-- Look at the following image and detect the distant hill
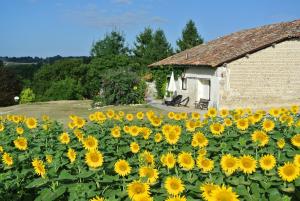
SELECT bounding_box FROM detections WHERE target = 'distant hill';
[0,55,91,65]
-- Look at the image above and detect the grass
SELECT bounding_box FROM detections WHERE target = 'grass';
[0,100,164,125]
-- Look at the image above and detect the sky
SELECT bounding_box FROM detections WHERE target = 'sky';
[0,0,299,57]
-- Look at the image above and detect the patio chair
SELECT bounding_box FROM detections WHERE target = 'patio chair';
[165,95,182,106]
[179,97,190,107]
[195,98,209,110]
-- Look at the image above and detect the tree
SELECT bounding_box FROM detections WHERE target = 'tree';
[0,60,3,68]
[90,31,130,57]
[0,68,22,106]
[176,20,203,52]
[149,29,173,61]
[133,27,154,64]
[20,88,35,104]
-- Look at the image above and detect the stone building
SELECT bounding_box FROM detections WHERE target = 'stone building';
[150,19,300,109]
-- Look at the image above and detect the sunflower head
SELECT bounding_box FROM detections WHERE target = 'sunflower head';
[178,152,194,170]
[210,185,239,201]
[236,118,249,131]
[67,148,76,163]
[14,137,28,151]
[210,123,225,135]
[139,166,159,184]
[251,130,269,147]
[85,150,104,169]
[26,117,37,129]
[291,134,300,148]
[239,155,256,174]
[262,119,275,132]
[200,183,218,201]
[32,159,46,178]
[2,152,13,166]
[278,162,299,182]
[164,176,185,196]
[83,135,98,150]
[221,154,239,175]
[259,154,276,171]
[114,159,131,177]
[90,195,105,201]
[277,138,285,149]
[196,156,214,173]
[127,180,150,200]
[59,132,70,144]
[130,142,140,153]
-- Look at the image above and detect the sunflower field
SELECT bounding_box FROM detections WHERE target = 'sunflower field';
[0,106,300,201]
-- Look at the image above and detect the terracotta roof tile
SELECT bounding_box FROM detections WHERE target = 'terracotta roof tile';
[149,19,300,67]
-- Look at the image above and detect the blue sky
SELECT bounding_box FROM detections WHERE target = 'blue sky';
[0,0,299,57]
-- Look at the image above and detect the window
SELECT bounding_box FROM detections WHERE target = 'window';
[182,78,187,90]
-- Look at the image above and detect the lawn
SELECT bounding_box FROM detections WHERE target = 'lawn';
[0,100,164,125]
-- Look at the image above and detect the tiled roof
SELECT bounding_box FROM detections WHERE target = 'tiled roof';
[149,19,300,67]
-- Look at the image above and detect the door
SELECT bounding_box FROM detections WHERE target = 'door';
[197,79,210,101]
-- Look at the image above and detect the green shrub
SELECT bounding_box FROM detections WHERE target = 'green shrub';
[43,78,84,101]
[20,88,35,104]
[97,68,146,106]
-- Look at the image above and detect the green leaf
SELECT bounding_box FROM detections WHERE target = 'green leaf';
[26,178,49,188]
[58,170,76,180]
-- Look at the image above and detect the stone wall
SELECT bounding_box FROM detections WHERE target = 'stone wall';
[219,39,300,109]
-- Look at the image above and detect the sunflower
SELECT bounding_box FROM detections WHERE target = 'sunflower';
[14,137,28,151]
[154,133,163,143]
[252,113,263,123]
[269,108,281,117]
[210,185,239,201]
[140,151,155,166]
[200,183,218,201]
[67,148,76,163]
[164,130,180,145]
[0,146,3,153]
[192,132,208,148]
[178,152,194,170]
[130,126,140,136]
[164,176,185,196]
[126,113,134,121]
[198,149,207,156]
[161,152,176,169]
[259,154,276,170]
[74,117,85,128]
[207,108,217,118]
[277,138,285,149]
[165,195,187,201]
[111,126,121,138]
[140,127,151,140]
[236,118,249,131]
[83,135,98,150]
[210,123,225,136]
[26,117,37,129]
[127,180,150,200]
[291,134,300,148]
[262,119,275,132]
[59,132,70,144]
[85,150,104,168]
[16,127,24,135]
[150,117,162,127]
[294,154,300,167]
[239,155,256,174]
[133,194,153,201]
[220,109,229,118]
[278,162,299,182]
[186,120,196,132]
[32,159,46,178]
[0,124,4,132]
[168,112,175,119]
[114,159,131,177]
[136,112,144,120]
[221,154,239,175]
[2,152,13,166]
[90,196,105,201]
[106,110,115,118]
[251,130,269,147]
[196,156,214,173]
[191,112,201,120]
[224,118,232,127]
[291,105,299,114]
[130,142,140,153]
[139,166,159,184]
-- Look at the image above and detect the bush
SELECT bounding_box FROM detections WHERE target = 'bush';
[43,78,84,101]
[0,67,22,106]
[20,88,35,104]
[97,68,146,106]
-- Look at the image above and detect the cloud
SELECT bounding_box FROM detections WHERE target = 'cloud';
[64,5,167,29]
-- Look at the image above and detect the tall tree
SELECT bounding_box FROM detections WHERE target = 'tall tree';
[176,20,203,52]
[0,60,3,68]
[91,31,130,57]
[149,29,173,62]
[133,27,153,64]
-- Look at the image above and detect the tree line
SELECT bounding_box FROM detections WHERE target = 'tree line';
[0,20,203,106]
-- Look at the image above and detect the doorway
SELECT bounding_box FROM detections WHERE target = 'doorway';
[196,79,211,101]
